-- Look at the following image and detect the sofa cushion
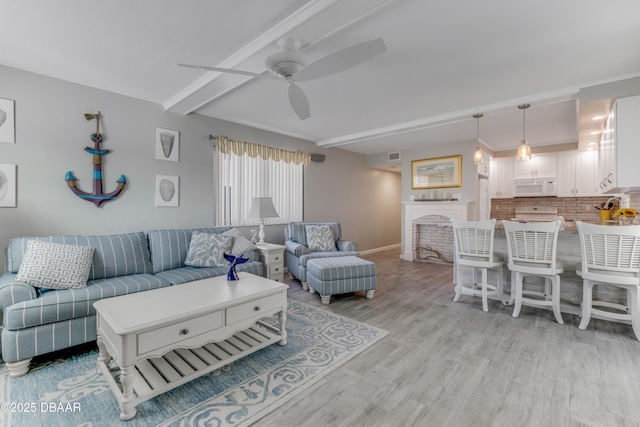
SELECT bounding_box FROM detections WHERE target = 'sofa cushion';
[3,273,171,330]
[184,232,232,268]
[7,232,153,280]
[1,315,98,364]
[222,229,257,257]
[307,256,376,280]
[148,227,232,273]
[154,261,264,285]
[298,250,361,267]
[305,224,337,252]
[16,241,95,289]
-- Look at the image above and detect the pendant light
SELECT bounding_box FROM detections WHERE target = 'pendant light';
[516,103,532,160]
[472,113,484,164]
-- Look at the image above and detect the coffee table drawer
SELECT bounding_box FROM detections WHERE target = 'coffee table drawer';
[138,310,224,355]
[226,294,282,325]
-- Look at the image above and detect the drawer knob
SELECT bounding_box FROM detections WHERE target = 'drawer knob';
[254,306,261,312]
[179,328,189,335]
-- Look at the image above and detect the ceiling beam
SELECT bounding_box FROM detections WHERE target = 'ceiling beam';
[163,0,393,116]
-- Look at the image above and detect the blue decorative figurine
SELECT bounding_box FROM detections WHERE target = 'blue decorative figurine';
[224,253,248,281]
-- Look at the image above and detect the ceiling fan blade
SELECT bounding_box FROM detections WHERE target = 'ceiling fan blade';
[288,83,310,120]
[178,63,280,81]
[294,38,386,82]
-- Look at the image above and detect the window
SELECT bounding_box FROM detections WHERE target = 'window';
[214,137,308,227]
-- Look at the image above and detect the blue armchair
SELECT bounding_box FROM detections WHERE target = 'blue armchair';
[284,222,359,290]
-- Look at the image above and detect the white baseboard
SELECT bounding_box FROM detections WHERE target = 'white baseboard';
[360,243,401,256]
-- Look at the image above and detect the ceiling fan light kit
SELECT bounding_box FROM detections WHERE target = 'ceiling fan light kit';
[516,104,532,160]
[179,37,386,120]
[472,113,484,165]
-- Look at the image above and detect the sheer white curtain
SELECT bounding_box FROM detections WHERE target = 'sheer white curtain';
[214,137,307,226]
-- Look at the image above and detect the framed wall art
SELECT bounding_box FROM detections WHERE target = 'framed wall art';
[0,163,16,207]
[0,98,15,144]
[411,155,462,190]
[155,175,179,207]
[155,127,179,161]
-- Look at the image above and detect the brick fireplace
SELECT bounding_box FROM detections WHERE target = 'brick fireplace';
[413,215,454,264]
[402,201,473,261]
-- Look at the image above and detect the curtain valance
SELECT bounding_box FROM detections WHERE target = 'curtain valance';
[215,136,310,166]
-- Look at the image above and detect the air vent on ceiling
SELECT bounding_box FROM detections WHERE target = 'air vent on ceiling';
[388,151,401,161]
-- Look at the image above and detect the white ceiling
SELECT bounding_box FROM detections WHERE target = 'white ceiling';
[2,0,640,160]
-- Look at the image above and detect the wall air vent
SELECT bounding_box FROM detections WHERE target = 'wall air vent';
[310,153,326,163]
[388,151,401,161]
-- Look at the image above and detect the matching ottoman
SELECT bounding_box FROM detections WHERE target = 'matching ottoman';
[306,256,377,305]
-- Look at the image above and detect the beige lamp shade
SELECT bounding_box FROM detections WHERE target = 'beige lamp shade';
[247,197,279,245]
[247,197,279,219]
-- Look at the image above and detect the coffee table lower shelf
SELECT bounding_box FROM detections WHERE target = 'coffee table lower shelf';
[98,321,280,417]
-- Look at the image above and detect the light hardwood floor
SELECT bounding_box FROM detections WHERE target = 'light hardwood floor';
[257,248,640,427]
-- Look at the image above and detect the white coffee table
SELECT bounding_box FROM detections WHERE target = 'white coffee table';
[94,273,288,420]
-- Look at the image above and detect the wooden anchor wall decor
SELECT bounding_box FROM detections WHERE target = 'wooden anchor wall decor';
[65,112,127,207]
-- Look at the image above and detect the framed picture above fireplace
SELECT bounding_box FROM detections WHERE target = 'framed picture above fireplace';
[411,155,462,190]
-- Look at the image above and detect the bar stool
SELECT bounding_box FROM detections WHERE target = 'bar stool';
[576,221,640,339]
[502,219,564,324]
[451,219,505,312]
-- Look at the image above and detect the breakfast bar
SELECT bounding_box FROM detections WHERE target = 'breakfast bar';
[471,221,630,318]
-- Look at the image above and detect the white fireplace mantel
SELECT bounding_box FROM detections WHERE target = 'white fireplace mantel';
[402,201,473,261]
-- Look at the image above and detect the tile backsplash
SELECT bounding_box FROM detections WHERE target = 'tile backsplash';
[490,195,640,221]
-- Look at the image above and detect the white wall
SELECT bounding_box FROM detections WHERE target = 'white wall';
[0,65,401,272]
[304,148,401,251]
[367,140,480,258]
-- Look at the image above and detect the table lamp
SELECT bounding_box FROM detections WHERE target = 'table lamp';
[247,197,279,245]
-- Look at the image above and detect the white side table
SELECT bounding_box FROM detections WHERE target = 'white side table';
[255,243,285,282]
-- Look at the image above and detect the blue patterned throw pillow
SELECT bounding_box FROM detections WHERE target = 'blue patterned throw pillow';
[305,224,337,252]
[222,228,257,257]
[16,241,95,289]
[184,232,232,267]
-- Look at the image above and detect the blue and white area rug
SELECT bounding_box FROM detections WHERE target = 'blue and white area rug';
[1,299,387,426]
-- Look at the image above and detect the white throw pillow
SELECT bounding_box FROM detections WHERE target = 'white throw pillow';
[223,229,256,257]
[184,232,232,267]
[16,241,95,289]
[305,224,337,252]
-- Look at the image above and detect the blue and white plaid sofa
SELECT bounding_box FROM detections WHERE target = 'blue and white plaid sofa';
[0,227,263,376]
[284,222,360,290]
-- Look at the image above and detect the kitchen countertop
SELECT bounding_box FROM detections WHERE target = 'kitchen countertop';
[494,219,638,233]
[483,227,627,317]
[454,218,640,320]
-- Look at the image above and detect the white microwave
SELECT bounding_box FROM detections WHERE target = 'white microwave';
[513,177,557,197]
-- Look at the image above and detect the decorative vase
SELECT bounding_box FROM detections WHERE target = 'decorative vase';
[619,217,634,226]
[599,209,612,221]
[224,253,248,281]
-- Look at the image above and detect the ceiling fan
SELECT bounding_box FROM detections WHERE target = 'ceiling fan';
[179,37,386,120]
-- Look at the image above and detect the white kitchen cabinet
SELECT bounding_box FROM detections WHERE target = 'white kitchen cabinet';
[598,95,640,194]
[596,110,615,193]
[513,154,557,178]
[489,157,514,198]
[557,150,597,197]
